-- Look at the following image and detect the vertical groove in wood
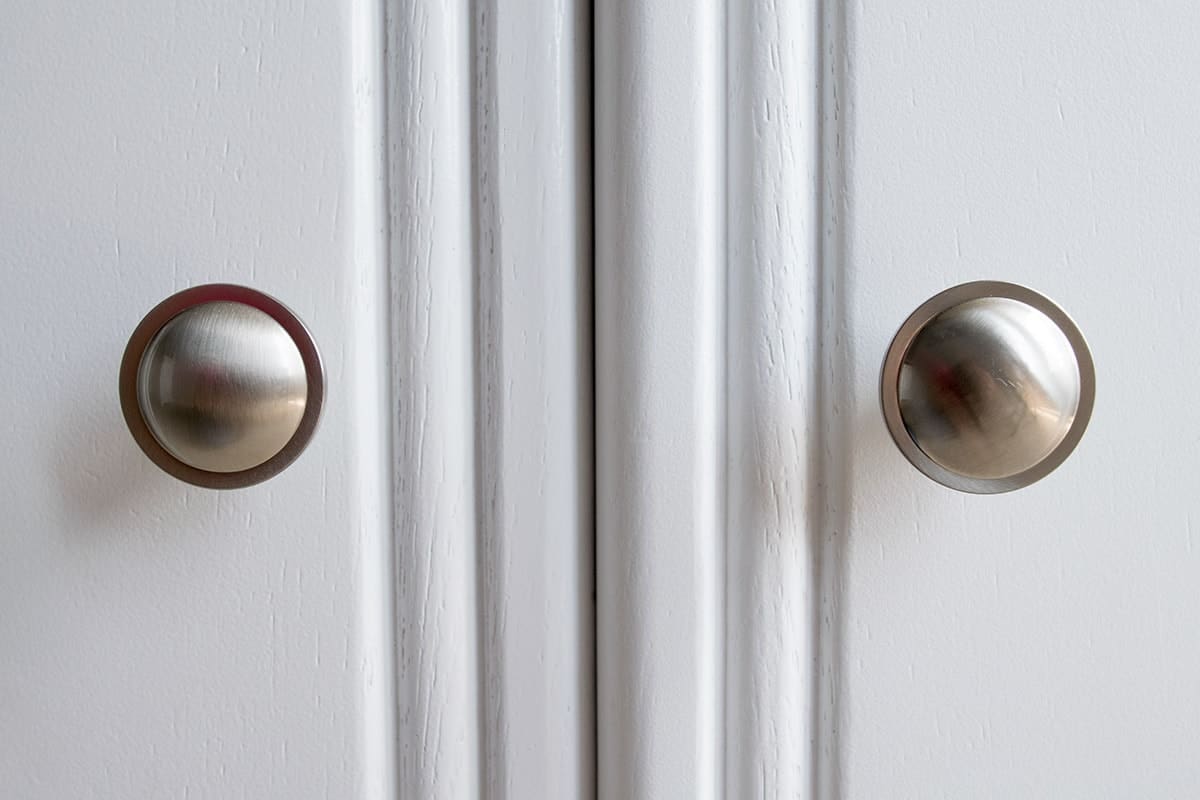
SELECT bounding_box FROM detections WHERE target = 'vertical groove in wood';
[352,1,399,798]
[724,0,822,797]
[387,0,482,797]
[472,1,505,794]
[595,0,725,797]
[815,0,851,796]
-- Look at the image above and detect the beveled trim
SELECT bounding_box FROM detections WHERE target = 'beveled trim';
[119,284,325,489]
[880,280,1096,494]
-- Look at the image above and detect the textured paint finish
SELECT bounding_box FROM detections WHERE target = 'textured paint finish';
[726,1,822,798]
[387,0,481,796]
[473,0,595,797]
[0,2,395,798]
[596,0,827,795]
[596,0,829,796]
[830,1,1200,795]
[388,0,593,797]
[595,0,725,797]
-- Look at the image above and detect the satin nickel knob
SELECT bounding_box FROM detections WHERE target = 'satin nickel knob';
[120,285,324,489]
[881,281,1094,494]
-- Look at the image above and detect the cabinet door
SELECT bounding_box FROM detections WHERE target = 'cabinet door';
[597,0,1200,797]
[832,2,1200,795]
[0,2,592,798]
[0,4,395,797]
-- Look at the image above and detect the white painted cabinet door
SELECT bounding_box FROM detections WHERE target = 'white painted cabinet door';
[597,0,1200,798]
[829,2,1200,796]
[1,1,592,798]
[0,3,395,797]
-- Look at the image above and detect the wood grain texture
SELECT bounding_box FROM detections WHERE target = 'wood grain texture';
[833,1,1200,795]
[595,0,725,796]
[388,0,592,797]
[725,0,823,797]
[473,0,594,797]
[388,0,481,796]
[0,2,394,797]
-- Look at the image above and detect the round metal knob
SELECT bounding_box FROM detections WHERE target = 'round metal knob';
[881,281,1094,494]
[120,285,324,489]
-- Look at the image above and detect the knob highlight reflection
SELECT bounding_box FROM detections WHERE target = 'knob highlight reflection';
[137,302,308,474]
[120,285,324,489]
[881,282,1094,494]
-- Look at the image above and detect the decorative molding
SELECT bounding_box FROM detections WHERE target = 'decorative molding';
[597,0,827,796]
[387,0,480,795]
[726,0,824,796]
[387,0,592,796]
[472,0,594,796]
[595,0,727,797]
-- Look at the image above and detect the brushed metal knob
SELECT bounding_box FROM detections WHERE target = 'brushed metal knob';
[881,281,1095,494]
[120,285,324,489]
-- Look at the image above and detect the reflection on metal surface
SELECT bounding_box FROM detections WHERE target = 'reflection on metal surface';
[881,281,1094,494]
[137,302,307,473]
[120,285,324,489]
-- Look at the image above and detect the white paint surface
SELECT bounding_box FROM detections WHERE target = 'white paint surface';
[595,0,725,797]
[387,0,481,795]
[596,1,1200,797]
[595,1,826,796]
[472,0,595,796]
[10,0,1187,796]
[726,1,822,797]
[0,2,394,798]
[1,0,593,797]
[389,0,594,797]
[828,1,1200,795]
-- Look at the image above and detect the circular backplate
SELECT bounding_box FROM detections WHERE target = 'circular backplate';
[119,284,324,489]
[880,281,1095,494]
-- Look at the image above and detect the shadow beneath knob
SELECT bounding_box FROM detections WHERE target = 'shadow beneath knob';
[52,372,190,534]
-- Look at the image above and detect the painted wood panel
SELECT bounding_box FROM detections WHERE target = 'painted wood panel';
[388,0,592,797]
[0,2,395,797]
[595,0,726,796]
[388,0,481,795]
[831,1,1200,795]
[1,0,590,796]
[473,0,594,797]
[726,1,823,797]
[595,0,834,796]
